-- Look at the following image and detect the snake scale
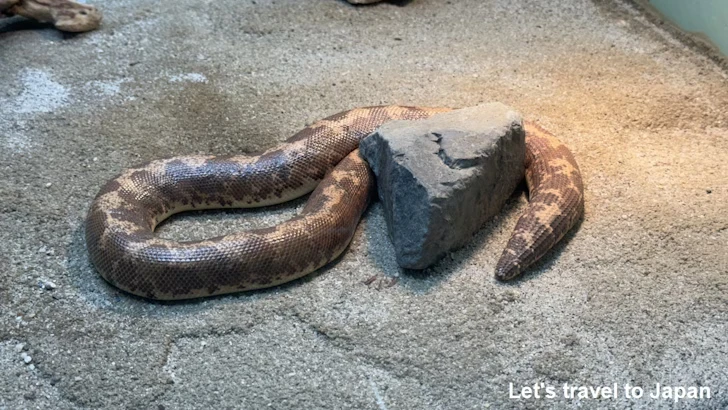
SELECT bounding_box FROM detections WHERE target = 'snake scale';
[86,106,584,300]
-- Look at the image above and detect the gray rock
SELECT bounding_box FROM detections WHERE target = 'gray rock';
[360,103,525,269]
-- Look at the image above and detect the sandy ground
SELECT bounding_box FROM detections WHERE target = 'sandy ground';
[1,0,727,409]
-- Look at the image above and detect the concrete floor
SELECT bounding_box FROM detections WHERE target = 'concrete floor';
[1,0,727,409]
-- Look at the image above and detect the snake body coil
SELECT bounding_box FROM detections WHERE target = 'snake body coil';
[86,106,584,300]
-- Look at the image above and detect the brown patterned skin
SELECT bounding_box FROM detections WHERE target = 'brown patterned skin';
[86,106,583,300]
[1,0,101,32]
[495,122,585,280]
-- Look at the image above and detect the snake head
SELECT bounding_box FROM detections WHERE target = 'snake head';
[52,2,102,32]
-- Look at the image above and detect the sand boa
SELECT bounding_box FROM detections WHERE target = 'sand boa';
[0,0,101,32]
[86,106,584,300]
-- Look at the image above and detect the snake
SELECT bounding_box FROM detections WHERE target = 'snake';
[85,106,584,300]
[0,0,101,33]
